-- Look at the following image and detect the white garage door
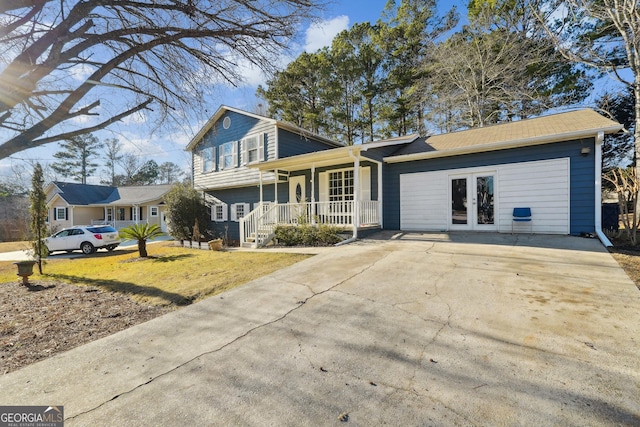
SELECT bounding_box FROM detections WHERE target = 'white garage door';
[400,158,570,234]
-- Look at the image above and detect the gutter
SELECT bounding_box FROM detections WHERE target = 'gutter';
[593,131,613,247]
[384,126,624,163]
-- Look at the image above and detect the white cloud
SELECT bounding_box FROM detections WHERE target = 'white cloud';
[69,63,94,81]
[304,16,349,53]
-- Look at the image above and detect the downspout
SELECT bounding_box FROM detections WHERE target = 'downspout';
[336,149,360,246]
[594,131,613,247]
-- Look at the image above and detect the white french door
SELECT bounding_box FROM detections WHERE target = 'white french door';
[450,172,496,230]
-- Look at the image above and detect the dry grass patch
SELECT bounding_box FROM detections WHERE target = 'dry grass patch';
[0,241,32,253]
[609,250,640,291]
[0,242,311,305]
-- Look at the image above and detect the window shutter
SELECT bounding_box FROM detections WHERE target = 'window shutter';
[54,209,57,220]
[360,167,371,201]
[139,206,143,220]
[65,208,68,221]
[258,133,265,161]
[221,203,228,221]
[230,204,238,222]
[240,138,247,165]
[243,203,251,216]
[198,150,204,172]
[212,146,217,171]
[233,141,239,168]
[318,172,329,202]
[211,205,215,221]
[219,147,224,171]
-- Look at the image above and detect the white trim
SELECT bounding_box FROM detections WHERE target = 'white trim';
[55,207,67,221]
[230,202,250,222]
[594,132,612,246]
[212,202,228,222]
[150,206,159,217]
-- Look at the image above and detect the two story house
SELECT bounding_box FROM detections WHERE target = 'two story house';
[188,106,623,248]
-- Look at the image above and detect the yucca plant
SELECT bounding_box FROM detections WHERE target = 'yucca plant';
[119,223,165,257]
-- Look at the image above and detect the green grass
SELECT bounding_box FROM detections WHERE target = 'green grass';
[0,242,311,306]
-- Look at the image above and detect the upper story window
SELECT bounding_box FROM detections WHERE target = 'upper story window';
[241,133,265,165]
[202,147,215,172]
[220,141,237,170]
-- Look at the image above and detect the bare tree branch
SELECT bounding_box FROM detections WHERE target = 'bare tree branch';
[0,0,323,158]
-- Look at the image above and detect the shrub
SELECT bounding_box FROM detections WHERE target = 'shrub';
[274,224,343,246]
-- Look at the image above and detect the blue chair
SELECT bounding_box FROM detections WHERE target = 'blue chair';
[512,207,532,234]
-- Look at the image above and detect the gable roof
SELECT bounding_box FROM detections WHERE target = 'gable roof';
[185,105,342,151]
[49,182,117,205]
[386,109,623,162]
[96,185,173,205]
[49,181,171,206]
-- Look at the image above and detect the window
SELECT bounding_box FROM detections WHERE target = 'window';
[132,207,139,222]
[212,202,228,222]
[242,134,264,164]
[106,208,113,221]
[150,206,159,217]
[223,116,231,129]
[117,208,125,221]
[329,170,354,202]
[201,147,215,172]
[219,141,237,170]
[231,203,251,222]
[55,207,67,221]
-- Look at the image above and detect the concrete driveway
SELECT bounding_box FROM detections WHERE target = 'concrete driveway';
[1,233,638,425]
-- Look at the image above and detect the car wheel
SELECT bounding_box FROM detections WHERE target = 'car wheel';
[80,242,95,255]
[107,245,116,252]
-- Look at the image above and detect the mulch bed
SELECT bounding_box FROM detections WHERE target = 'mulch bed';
[0,279,173,374]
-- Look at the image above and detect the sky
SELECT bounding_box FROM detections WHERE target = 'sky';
[2,0,417,185]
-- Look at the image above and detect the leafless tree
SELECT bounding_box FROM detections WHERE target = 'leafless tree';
[540,0,640,174]
[0,0,322,159]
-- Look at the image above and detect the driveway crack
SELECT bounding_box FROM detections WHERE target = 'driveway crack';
[67,250,392,422]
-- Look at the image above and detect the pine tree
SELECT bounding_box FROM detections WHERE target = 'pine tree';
[30,163,48,274]
[51,134,103,184]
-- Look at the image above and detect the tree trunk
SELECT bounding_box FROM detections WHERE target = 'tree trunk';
[138,239,147,257]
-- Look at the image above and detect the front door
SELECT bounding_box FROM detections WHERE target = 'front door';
[450,173,496,230]
[289,175,306,203]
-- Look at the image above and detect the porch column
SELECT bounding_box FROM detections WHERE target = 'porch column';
[350,150,360,228]
[311,163,316,225]
[378,160,383,226]
[274,169,278,204]
[259,170,264,207]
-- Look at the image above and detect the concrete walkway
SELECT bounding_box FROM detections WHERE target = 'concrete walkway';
[1,233,638,426]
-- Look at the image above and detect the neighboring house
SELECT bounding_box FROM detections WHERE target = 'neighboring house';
[188,107,622,247]
[45,182,172,232]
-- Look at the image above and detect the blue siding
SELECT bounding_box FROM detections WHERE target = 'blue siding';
[206,184,288,242]
[199,111,264,153]
[384,138,596,235]
[278,129,337,158]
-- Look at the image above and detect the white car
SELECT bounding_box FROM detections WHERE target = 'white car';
[45,225,120,255]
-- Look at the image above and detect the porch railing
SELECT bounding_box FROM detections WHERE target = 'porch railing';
[240,201,380,248]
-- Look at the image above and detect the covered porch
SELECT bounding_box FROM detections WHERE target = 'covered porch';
[240,146,384,248]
